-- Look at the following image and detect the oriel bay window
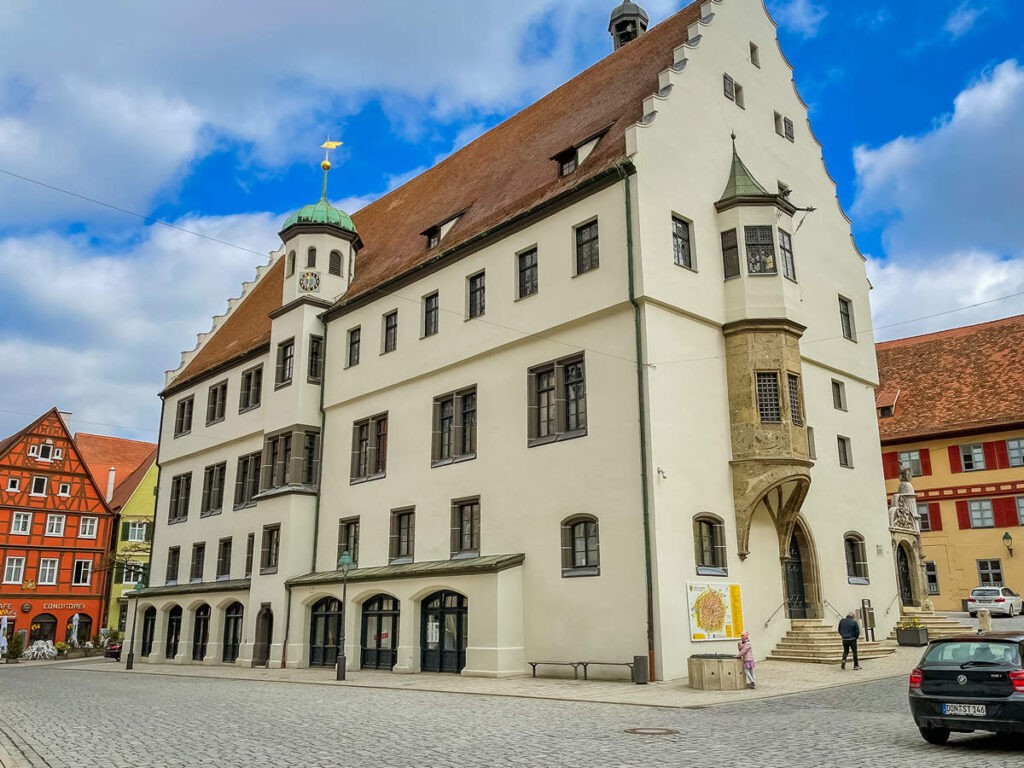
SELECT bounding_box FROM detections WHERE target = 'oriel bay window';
[432,386,477,465]
[693,515,727,576]
[351,413,388,482]
[756,372,781,423]
[200,462,227,517]
[169,473,191,523]
[337,516,359,566]
[389,509,415,564]
[844,533,869,584]
[528,354,587,446]
[450,498,480,559]
[276,338,295,387]
[261,428,320,490]
[308,335,324,383]
[561,515,599,577]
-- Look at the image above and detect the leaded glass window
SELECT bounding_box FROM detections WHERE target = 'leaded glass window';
[536,370,556,438]
[468,272,485,318]
[745,226,776,274]
[756,372,781,423]
[518,249,538,298]
[383,311,398,353]
[572,520,599,567]
[780,229,796,280]
[424,292,439,337]
[672,216,693,269]
[721,229,739,278]
[575,221,599,274]
[565,362,587,431]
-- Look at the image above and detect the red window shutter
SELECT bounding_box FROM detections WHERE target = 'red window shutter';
[993,441,1010,470]
[983,442,1000,471]
[882,452,900,479]
[956,500,970,529]
[919,449,932,476]
[928,502,942,531]
[948,445,963,474]
[993,497,1017,527]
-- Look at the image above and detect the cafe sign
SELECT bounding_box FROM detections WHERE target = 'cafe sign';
[42,602,86,610]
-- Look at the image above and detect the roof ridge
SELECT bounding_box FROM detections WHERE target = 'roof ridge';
[877,312,1024,349]
[74,432,157,448]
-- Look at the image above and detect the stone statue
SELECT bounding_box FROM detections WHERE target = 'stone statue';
[889,465,920,533]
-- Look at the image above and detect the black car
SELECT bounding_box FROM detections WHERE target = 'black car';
[104,642,123,662]
[909,632,1024,744]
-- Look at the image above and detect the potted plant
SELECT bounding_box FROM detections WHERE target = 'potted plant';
[6,634,23,664]
[55,641,69,657]
[896,618,929,646]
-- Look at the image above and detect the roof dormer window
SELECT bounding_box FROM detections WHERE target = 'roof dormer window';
[426,227,441,249]
[423,213,464,251]
[556,149,578,177]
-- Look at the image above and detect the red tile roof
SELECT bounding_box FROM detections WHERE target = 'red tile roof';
[75,433,157,507]
[875,314,1024,443]
[107,446,157,512]
[165,2,703,391]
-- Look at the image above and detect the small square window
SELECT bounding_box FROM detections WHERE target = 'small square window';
[27,445,38,457]
[784,118,795,142]
[58,482,70,496]
[556,149,577,177]
[6,478,20,493]
[46,514,66,536]
[31,476,47,496]
[53,448,63,460]
[10,512,31,535]
[78,517,98,539]
[960,443,986,472]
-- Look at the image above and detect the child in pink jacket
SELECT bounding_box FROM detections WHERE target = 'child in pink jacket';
[736,631,756,688]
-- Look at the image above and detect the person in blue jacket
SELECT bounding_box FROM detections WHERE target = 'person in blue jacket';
[838,611,862,670]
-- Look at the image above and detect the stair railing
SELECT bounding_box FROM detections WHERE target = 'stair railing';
[885,593,901,615]
[823,599,843,619]
[763,602,786,629]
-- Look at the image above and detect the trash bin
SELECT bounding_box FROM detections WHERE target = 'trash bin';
[633,655,649,685]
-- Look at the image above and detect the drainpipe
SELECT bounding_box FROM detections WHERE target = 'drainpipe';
[616,160,656,681]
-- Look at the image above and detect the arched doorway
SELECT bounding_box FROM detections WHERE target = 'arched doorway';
[166,606,182,659]
[192,605,210,661]
[421,591,468,673]
[309,597,342,668]
[897,545,913,606]
[140,607,156,657]
[222,603,243,663]
[65,614,92,645]
[361,594,399,670]
[782,521,822,619]
[252,605,273,667]
[30,613,57,643]
[784,535,807,619]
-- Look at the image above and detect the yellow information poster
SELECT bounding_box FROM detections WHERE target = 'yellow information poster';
[687,582,744,642]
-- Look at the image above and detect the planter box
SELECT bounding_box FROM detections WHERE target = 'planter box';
[687,654,746,691]
[896,627,929,646]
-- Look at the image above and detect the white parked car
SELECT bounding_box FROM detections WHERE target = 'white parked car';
[967,586,1023,617]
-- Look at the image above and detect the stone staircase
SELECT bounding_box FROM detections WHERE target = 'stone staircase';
[768,619,896,664]
[886,607,973,641]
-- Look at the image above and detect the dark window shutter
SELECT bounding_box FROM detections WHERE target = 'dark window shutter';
[948,445,962,474]
[560,523,572,570]
[955,500,970,529]
[450,506,459,558]
[114,563,124,583]
[121,521,130,540]
[993,497,1018,527]
[919,449,932,476]
[928,502,942,532]
[994,441,1010,470]
[983,442,1000,472]
[882,452,900,479]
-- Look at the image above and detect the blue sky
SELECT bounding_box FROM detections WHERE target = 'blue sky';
[0,0,1022,441]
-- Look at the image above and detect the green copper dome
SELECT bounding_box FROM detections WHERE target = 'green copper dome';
[281,196,357,234]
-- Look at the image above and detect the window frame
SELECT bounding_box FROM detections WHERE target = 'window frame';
[337,516,360,567]
[1006,437,1024,467]
[200,462,227,517]
[671,215,695,271]
[350,413,388,483]
[58,482,70,497]
[347,326,361,368]
[189,543,205,583]
[831,379,847,411]
[432,386,478,467]
[6,477,20,493]
[78,516,98,539]
[924,561,940,595]
[174,396,194,437]
[127,521,147,542]
[787,372,803,427]
[329,250,343,277]
[45,513,66,537]
[10,511,31,535]
[960,443,986,472]
[37,557,58,586]
[968,499,995,529]
[844,533,869,584]
[527,354,587,447]
[3,556,25,585]
[238,365,263,413]
[423,292,440,337]
[244,533,255,578]
[721,229,740,279]
[516,247,539,299]
[389,508,415,565]
[450,497,481,559]
[749,41,760,67]
[260,525,281,574]
[899,450,923,477]
[573,219,599,275]
[467,271,486,319]
[275,338,295,388]
[784,117,795,142]
[205,379,228,425]
[977,559,1003,587]
[216,538,232,581]
[234,451,262,509]
[561,515,600,577]
[755,371,782,423]
[168,472,192,523]
[837,436,854,468]
[779,229,796,281]
[838,296,856,341]
[382,310,398,354]
[31,476,48,497]
[723,73,736,100]
[165,546,180,584]
[917,502,932,533]
[72,559,93,586]
[693,514,727,576]
[307,335,324,384]
[744,225,777,275]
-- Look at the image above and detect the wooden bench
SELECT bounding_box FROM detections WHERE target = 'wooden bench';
[528,661,582,679]
[578,660,636,681]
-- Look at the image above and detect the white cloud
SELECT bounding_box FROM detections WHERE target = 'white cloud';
[768,0,828,38]
[944,2,984,39]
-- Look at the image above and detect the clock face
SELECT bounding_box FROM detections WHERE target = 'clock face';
[298,271,321,293]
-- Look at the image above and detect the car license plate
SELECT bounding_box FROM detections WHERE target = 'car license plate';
[943,703,986,716]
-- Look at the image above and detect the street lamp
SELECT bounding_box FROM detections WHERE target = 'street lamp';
[125,581,143,671]
[1003,532,1014,557]
[336,550,353,681]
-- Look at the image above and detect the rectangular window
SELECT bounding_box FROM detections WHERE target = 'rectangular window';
[264,433,292,489]
[1017,496,1024,525]
[166,546,180,584]
[528,355,587,445]
[276,339,295,386]
[347,327,361,367]
[427,228,440,249]
[38,444,53,461]
[190,543,205,583]
[787,373,803,426]
[557,150,577,177]
[123,561,144,585]
[518,248,538,298]
[451,499,481,558]
[245,533,255,578]
[784,117,795,142]
[3,556,25,584]
[839,296,856,341]
[31,476,47,496]
[338,516,360,567]
[899,450,923,477]
[960,443,986,472]
[302,432,319,485]
[838,436,853,468]
[1007,438,1024,467]
[10,512,31,534]
[351,414,388,481]
[917,502,932,532]
[756,372,781,423]
[832,380,847,411]
[206,380,228,425]
[432,387,478,464]
[216,538,232,580]
[45,514,65,536]
[27,445,37,457]
[239,365,263,412]
[58,482,70,496]
[6,478,19,492]
[383,311,398,353]
[672,216,694,269]
[127,521,147,542]
[389,509,415,563]
[721,229,740,278]
[977,559,1003,586]
[750,42,760,67]
[779,230,796,281]
[38,558,58,586]
[423,293,439,337]
[776,112,785,136]
[169,473,191,523]
[744,226,776,274]
[924,562,939,594]
[308,335,324,383]
[78,516,98,539]
[467,272,486,318]
[723,73,735,100]
[734,82,745,109]
[807,426,816,459]
[72,559,92,586]
[260,525,280,573]
[201,462,227,516]
[234,451,262,508]
[968,499,995,528]
[575,220,599,274]
[174,396,194,436]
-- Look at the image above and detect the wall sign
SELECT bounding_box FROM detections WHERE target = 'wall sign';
[42,602,86,610]
[687,582,744,642]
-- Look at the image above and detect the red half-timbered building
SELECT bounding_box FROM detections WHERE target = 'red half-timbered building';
[1,409,114,646]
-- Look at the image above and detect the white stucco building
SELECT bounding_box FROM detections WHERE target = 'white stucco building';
[131,0,899,681]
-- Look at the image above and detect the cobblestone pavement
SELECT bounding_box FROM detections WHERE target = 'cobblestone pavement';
[1,662,1021,768]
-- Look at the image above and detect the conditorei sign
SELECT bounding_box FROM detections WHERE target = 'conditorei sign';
[687,582,744,642]
[42,603,87,610]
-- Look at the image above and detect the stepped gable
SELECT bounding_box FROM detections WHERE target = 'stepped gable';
[338,0,705,305]
[875,314,1024,443]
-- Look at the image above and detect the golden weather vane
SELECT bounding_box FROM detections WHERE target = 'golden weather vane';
[319,135,343,198]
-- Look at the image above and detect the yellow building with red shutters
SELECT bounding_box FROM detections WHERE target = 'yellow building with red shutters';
[877,316,1024,612]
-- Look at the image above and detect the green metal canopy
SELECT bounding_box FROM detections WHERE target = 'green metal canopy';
[281,196,357,234]
[718,146,770,201]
